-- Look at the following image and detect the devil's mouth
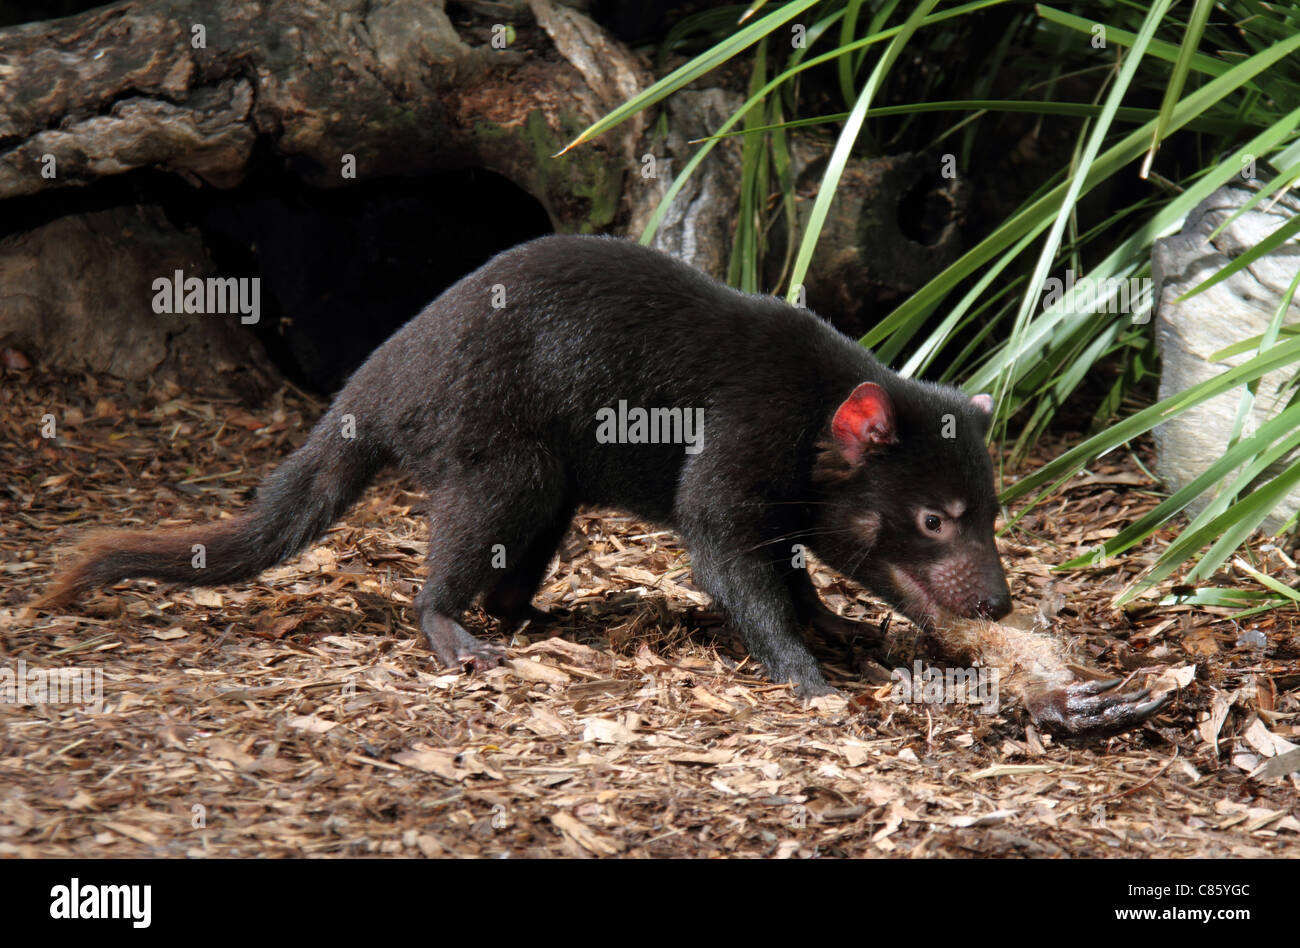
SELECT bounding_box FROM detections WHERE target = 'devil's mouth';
[886,565,959,631]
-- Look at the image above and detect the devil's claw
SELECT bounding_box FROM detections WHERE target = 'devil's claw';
[809,610,880,644]
[423,614,507,672]
[1024,678,1172,739]
[456,641,507,670]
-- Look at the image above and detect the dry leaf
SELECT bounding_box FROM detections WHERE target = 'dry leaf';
[101,822,159,846]
[507,658,571,685]
[149,626,189,640]
[550,811,625,855]
[191,589,224,607]
[393,746,464,781]
[286,714,336,734]
[581,717,636,744]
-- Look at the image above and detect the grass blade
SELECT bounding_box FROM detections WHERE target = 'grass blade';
[786,0,942,303]
[556,0,822,155]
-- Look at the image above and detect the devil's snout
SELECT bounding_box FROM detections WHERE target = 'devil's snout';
[915,548,1011,621]
[976,589,1011,620]
[974,556,1012,619]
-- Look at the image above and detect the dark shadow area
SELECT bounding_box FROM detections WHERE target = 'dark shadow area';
[188,162,553,393]
[0,157,553,394]
[0,0,104,27]
[897,172,957,247]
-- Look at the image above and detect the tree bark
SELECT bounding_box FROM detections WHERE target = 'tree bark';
[0,0,650,233]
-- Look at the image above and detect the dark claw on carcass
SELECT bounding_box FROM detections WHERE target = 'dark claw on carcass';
[1071,677,1121,695]
[1024,677,1172,739]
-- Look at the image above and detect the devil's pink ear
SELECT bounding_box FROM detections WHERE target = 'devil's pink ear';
[971,393,993,415]
[831,381,897,464]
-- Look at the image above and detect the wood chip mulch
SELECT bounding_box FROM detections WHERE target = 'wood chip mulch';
[2,368,1297,857]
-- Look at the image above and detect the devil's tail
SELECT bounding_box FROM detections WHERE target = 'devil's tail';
[33,405,391,610]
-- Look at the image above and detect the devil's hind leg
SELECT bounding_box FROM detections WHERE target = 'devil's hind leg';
[481,508,574,632]
[413,457,566,670]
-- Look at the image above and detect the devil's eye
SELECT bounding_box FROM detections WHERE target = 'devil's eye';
[924,514,942,533]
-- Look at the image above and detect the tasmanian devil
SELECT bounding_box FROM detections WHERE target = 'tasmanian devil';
[35,235,1162,732]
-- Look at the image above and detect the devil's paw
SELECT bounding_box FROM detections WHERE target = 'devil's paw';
[1023,677,1171,739]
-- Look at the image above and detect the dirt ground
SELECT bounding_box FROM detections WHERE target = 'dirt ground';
[2,369,1298,858]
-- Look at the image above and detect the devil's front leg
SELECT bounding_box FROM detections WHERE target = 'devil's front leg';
[682,533,832,698]
[674,424,833,697]
[787,567,881,644]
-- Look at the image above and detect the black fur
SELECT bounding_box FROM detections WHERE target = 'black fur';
[41,235,1011,696]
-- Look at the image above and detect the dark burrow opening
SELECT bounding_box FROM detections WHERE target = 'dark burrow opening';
[172,162,554,393]
[1,158,554,394]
